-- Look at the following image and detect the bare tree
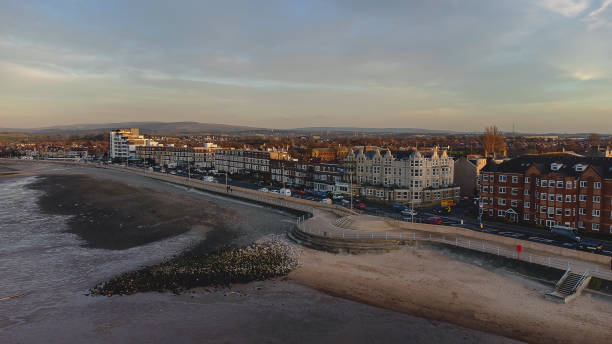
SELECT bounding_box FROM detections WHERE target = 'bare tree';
[480,126,506,158]
[588,133,600,149]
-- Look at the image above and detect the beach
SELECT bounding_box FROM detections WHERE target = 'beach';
[2,160,610,343]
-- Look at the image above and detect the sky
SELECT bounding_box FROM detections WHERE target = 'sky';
[1,0,612,133]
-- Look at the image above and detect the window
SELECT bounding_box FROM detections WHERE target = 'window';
[524,202,530,208]
[525,177,530,183]
[549,194,555,201]
[499,187,506,194]
[566,181,572,189]
[541,180,547,187]
[499,175,507,182]
[548,180,554,187]
[482,174,489,182]
[541,193,547,200]
[580,181,587,188]
[578,221,584,228]
[565,209,571,216]
[565,195,571,202]
[557,181,563,188]
[556,208,562,216]
[556,194,563,202]
[593,209,600,217]
[498,210,505,217]
[498,198,506,205]
[482,186,488,193]
[594,196,600,203]
[594,182,601,189]
[592,223,599,231]
[511,188,518,195]
[511,200,518,207]
[540,206,547,214]
[524,189,530,195]
[524,214,530,221]
[579,208,585,215]
[579,194,586,202]
[489,209,494,216]
[512,176,518,183]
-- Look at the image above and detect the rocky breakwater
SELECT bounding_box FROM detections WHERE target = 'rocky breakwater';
[90,239,300,296]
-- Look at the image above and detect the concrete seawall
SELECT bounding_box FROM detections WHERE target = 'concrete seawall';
[387,219,612,267]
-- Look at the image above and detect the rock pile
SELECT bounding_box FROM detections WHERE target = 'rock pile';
[90,239,299,296]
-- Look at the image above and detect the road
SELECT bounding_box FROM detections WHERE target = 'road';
[358,199,612,258]
[81,163,612,259]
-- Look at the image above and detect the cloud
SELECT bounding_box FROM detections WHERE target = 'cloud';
[585,0,612,29]
[539,0,590,16]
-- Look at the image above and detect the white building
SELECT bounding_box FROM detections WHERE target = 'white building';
[344,146,459,205]
[109,128,158,159]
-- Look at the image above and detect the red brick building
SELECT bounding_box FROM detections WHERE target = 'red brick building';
[480,156,612,235]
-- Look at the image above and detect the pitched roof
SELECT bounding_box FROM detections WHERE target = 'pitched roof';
[482,155,612,178]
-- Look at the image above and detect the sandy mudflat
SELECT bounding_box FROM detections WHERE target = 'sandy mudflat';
[290,246,612,344]
[27,174,228,249]
[1,281,521,344]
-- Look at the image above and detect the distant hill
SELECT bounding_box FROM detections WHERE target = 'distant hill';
[0,122,265,135]
[292,127,467,134]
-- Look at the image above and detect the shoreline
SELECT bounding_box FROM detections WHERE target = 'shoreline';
[2,160,610,343]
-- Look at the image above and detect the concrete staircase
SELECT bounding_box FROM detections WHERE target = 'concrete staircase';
[287,226,404,254]
[545,269,591,303]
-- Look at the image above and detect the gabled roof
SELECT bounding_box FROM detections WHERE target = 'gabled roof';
[482,155,612,178]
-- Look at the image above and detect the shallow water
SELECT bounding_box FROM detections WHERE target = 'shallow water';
[0,175,292,331]
[0,177,208,329]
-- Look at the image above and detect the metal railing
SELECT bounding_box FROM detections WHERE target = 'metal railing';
[296,218,612,282]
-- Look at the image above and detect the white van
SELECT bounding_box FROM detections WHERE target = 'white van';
[279,188,291,197]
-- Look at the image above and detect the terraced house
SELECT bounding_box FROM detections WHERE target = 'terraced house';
[480,155,612,235]
[344,146,459,205]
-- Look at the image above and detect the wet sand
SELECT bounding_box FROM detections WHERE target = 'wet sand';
[27,174,226,249]
[1,280,520,344]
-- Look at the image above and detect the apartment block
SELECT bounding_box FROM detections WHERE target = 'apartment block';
[344,146,459,205]
[135,145,217,168]
[109,128,159,159]
[480,156,612,234]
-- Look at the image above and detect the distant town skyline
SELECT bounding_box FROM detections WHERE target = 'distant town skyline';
[1,1,612,132]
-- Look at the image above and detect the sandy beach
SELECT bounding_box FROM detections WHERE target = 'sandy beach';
[290,246,612,344]
[2,160,610,343]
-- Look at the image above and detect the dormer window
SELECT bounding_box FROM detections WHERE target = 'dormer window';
[574,164,586,172]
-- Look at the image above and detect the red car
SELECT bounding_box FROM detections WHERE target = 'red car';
[356,202,366,210]
[424,216,443,225]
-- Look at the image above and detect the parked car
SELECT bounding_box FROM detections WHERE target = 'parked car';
[401,209,418,217]
[320,198,332,204]
[424,216,443,225]
[258,187,269,192]
[355,202,366,211]
[270,189,280,194]
[279,188,291,196]
[551,226,603,251]
[393,203,407,212]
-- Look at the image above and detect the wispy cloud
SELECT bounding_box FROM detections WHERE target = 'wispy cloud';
[539,0,590,17]
[586,0,612,29]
